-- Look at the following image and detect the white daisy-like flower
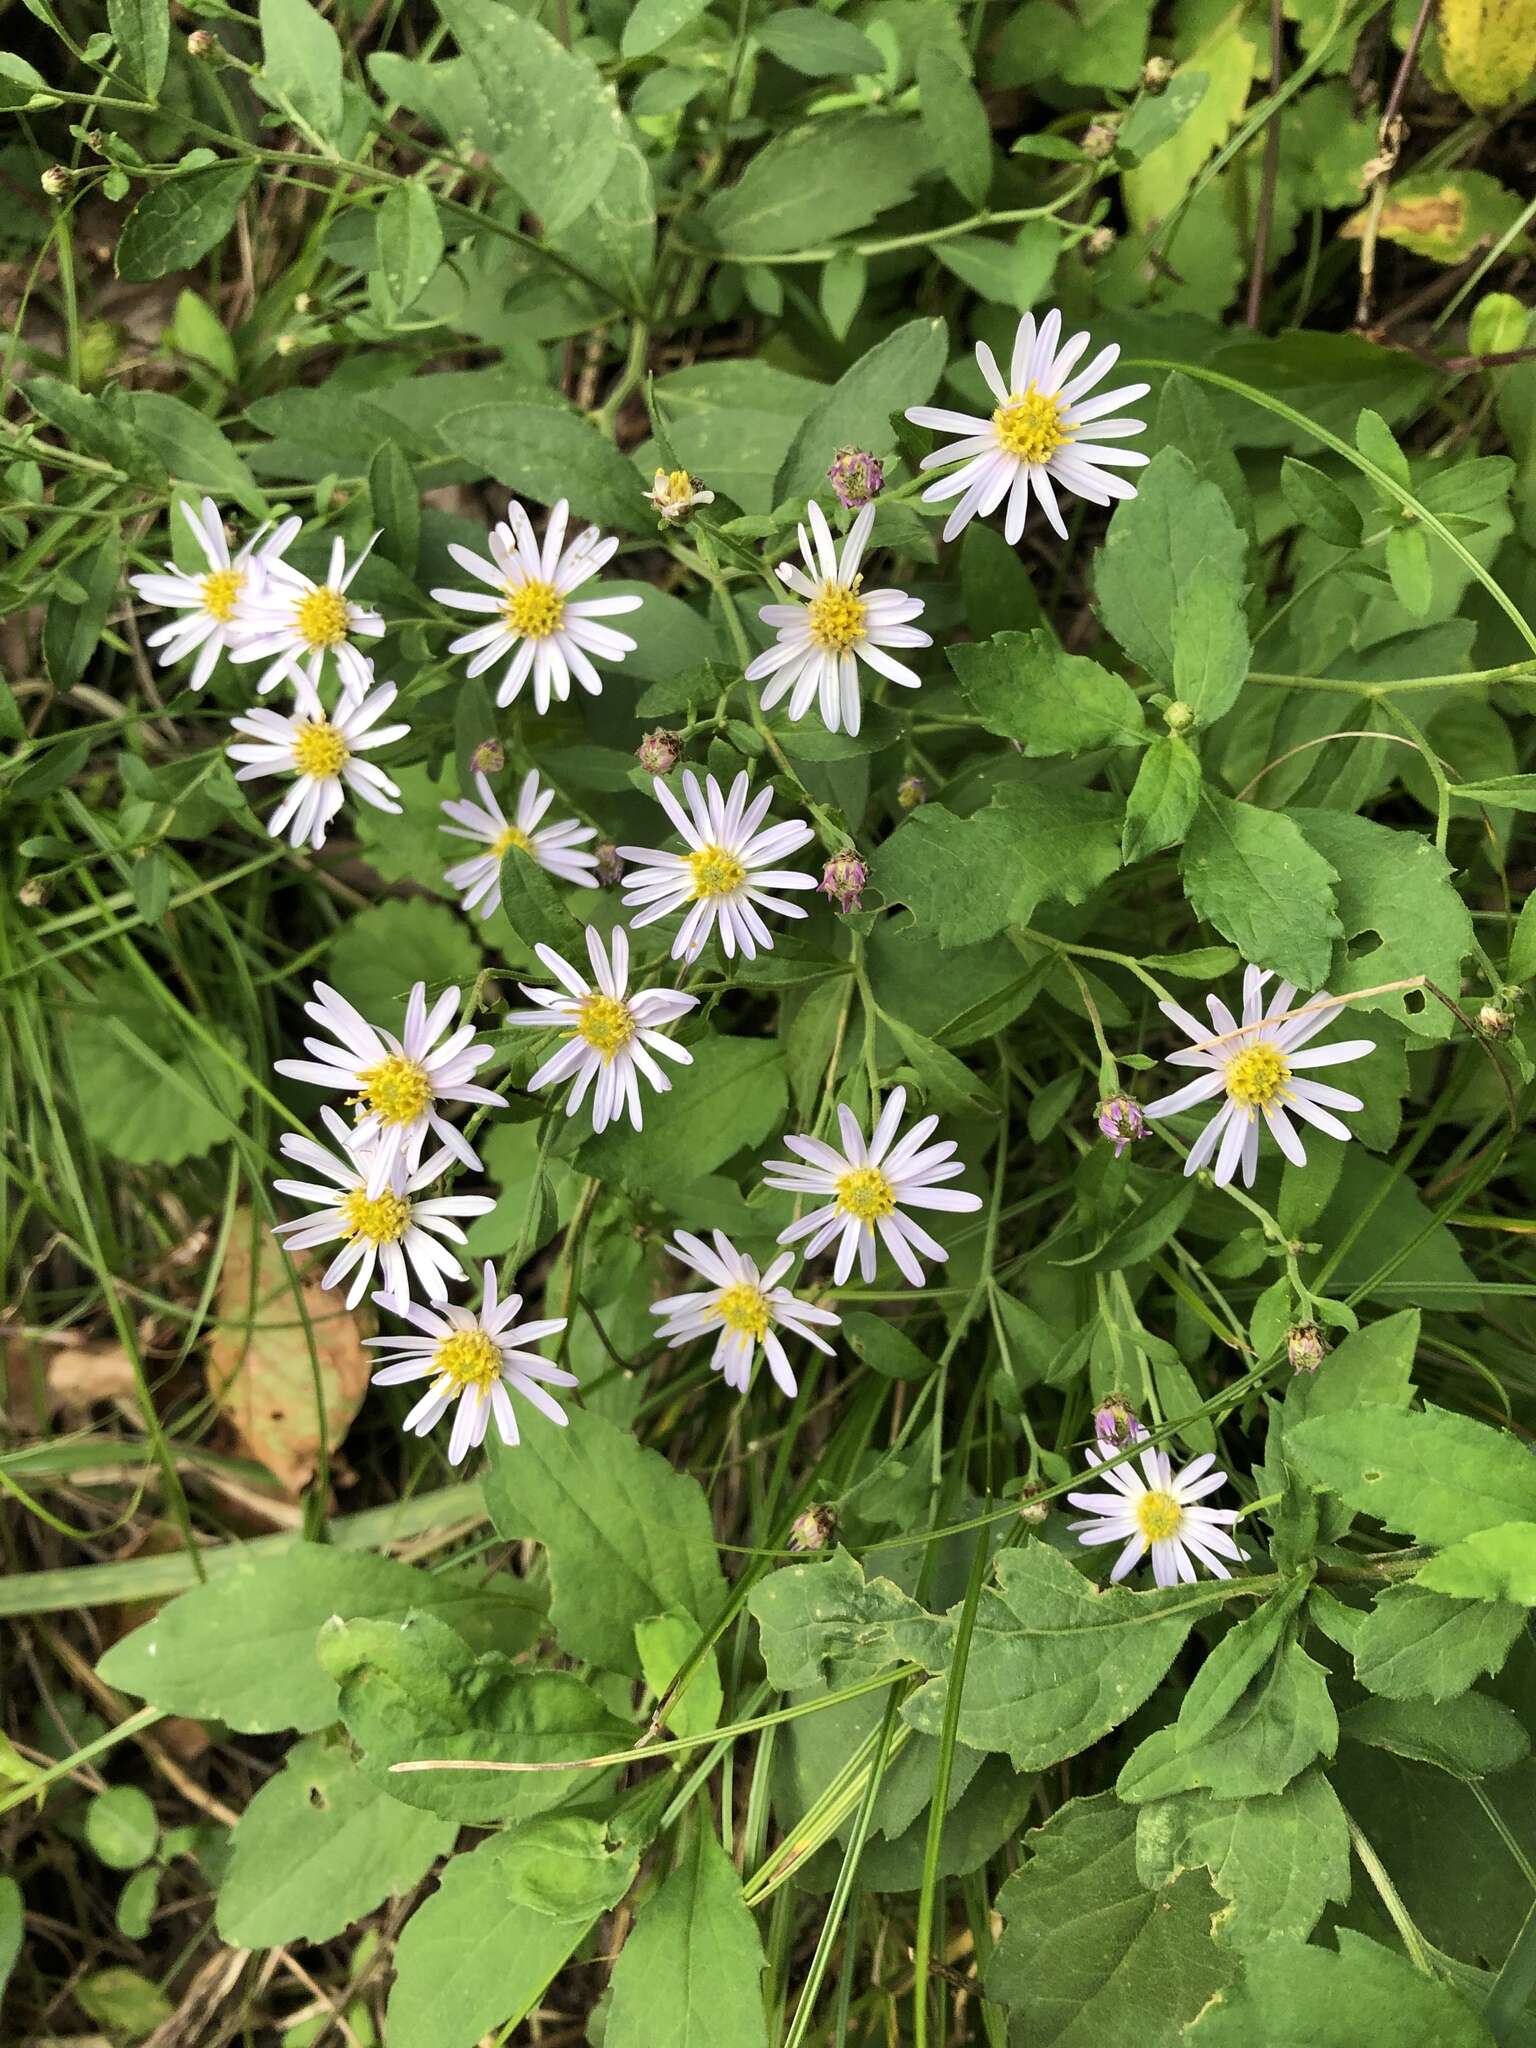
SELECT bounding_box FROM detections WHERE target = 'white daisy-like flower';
[441,767,601,919]
[431,497,643,713]
[743,501,930,738]
[366,1260,575,1463]
[230,530,385,696]
[128,497,300,691]
[271,1106,493,1309]
[1067,1443,1245,1587]
[905,307,1150,543]
[274,980,506,1197]
[227,669,408,851]
[509,925,697,1135]
[651,1230,841,1397]
[1145,965,1375,1190]
[617,769,818,962]
[762,1085,983,1287]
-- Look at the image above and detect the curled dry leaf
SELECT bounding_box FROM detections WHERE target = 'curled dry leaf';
[46,1342,140,1420]
[205,1208,369,1495]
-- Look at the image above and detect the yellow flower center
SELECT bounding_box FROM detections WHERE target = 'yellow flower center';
[294,584,352,650]
[1226,1042,1291,1111]
[835,1164,896,1223]
[340,1185,411,1246]
[807,580,867,654]
[1135,1490,1184,1544]
[715,1281,770,1341]
[292,720,349,779]
[491,823,533,859]
[358,1053,434,1127]
[688,844,747,899]
[200,566,245,622]
[433,1327,503,1392]
[503,578,565,640]
[574,992,634,1062]
[993,387,1071,464]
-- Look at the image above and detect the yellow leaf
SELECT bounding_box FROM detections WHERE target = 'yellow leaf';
[1438,0,1536,112]
[1123,8,1257,233]
[206,1210,369,1494]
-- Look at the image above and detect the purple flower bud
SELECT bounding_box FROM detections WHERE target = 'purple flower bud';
[897,774,928,810]
[469,737,504,777]
[1093,1396,1145,1450]
[1287,1323,1328,1374]
[819,849,868,914]
[594,841,624,887]
[636,729,682,776]
[1097,1095,1147,1159]
[827,448,885,511]
[790,1504,837,1552]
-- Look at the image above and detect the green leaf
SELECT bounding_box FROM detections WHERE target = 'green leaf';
[322,1611,629,1824]
[606,1820,768,2048]
[757,8,884,75]
[43,537,119,689]
[1123,735,1201,861]
[437,400,649,533]
[1449,774,1536,811]
[839,1309,935,1382]
[1356,168,1525,265]
[917,47,992,207]
[1288,1406,1536,1549]
[1418,1523,1536,1604]
[903,1540,1228,1770]
[949,630,1145,754]
[1123,14,1258,229]
[123,391,260,510]
[878,784,1123,949]
[389,1822,637,2048]
[76,1969,172,2036]
[327,899,481,1018]
[747,1552,948,1693]
[66,977,247,1169]
[1284,1309,1419,1426]
[699,114,931,256]
[1181,791,1342,988]
[0,1877,21,2010]
[988,1794,1237,2041]
[1353,1583,1527,1703]
[1354,406,1411,487]
[0,54,59,112]
[774,316,947,501]
[258,0,344,141]
[1170,554,1250,726]
[368,440,421,577]
[1115,70,1210,164]
[116,162,256,282]
[484,1406,727,1678]
[1281,456,1363,548]
[574,1035,787,1197]
[1096,448,1248,686]
[109,0,169,98]
[217,1735,456,1947]
[1386,523,1434,615]
[819,247,866,340]
[394,1824,635,2048]
[621,0,712,60]
[1185,1930,1495,2047]
[1342,1689,1528,1779]
[1134,1769,1350,1952]
[635,1611,722,1738]
[881,1013,998,1117]
[23,377,163,482]
[377,182,445,313]
[97,1542,534,1734]
[85,1786,158,1871]
[1510,892,1536,982]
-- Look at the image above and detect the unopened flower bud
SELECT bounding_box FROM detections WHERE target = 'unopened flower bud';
[819,849,868,914]
[469,737,504,777]
[1083,225,1117,263]
[896,774,927,810]
[1081,122,1117,161]
[18,877,49,909]
[827,447,885,511]
[1093,1395,1145,1450]
[644,468,714,523]
[1287,1322,1328,1374]
[1478,1003,1513,1039]
[1097,1095,1147,1158]
[1141,55,1176,91]
[275,333,300,357]
[790,1504,837,1552]
[41,166,72,200]
[1164,700,1196,734]
[1018,1486,1049,1525]
[187,29,218,59]
[594,841,624,887]
[636,728,682,776]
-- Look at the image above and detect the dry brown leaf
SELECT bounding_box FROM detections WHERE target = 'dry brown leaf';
[46,1341,140,1418]
[205,1209,370,1495]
